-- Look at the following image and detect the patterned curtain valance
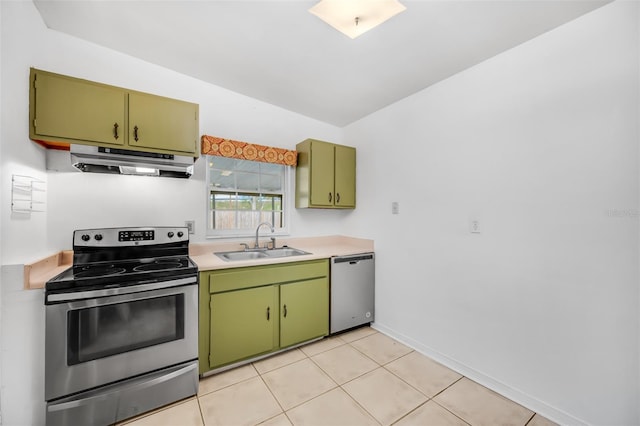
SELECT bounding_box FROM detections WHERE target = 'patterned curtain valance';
[201,135,297,166]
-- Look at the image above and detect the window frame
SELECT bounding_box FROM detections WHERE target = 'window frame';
[205,156,291,239]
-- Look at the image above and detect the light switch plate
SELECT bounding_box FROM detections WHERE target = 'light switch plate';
[469,219,481,234]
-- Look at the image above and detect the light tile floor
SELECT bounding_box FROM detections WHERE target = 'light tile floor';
[122,327,557,426]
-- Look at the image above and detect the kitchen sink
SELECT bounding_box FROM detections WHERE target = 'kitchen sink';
[215,247,310,262]
[216,251,270,261]
[265,247,309,258]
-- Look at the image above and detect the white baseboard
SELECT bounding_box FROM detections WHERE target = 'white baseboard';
[371,322,589,426]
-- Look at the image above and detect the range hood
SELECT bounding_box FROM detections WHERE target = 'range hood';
[70,145,195,178]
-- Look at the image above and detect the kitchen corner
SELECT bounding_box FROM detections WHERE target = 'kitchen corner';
[5,233,375,425]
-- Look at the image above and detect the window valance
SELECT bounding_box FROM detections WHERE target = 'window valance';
[201,135,297,166]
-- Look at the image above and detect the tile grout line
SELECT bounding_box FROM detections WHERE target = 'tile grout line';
[377,358,474,425]
[430,375,464,400]
[387,399,431,426]
[195,396,206,426]
[143,326,550,426]
[256,367,288,417]
[338,331,476,426]
[523,412,537,426]
[304,335,385,424]
[252,348,311,375]
[197,371,260,398]
[337,382,384,426]
[267,328,382,425]
[327,334,420,425]
[255,351,343,419]
[428,399,473,426]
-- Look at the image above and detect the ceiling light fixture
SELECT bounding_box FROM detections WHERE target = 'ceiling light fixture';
[309,0,406,39]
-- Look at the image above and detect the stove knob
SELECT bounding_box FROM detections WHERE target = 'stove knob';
[177,231,184,238]
[81,234,90,242]
[167,232,175,238]
[94,234,103,241]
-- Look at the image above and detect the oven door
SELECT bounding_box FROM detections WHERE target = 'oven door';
[45,277,198,401]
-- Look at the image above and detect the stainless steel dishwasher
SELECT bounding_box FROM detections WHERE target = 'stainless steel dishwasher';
[330,253,375,334]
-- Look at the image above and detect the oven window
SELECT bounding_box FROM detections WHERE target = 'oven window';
[67,295,185,365]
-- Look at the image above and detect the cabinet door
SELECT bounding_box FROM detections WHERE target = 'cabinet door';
[209,286,277,369]
[128,92,198,155]
[334,145,356,208]
[32,71,126,146]
[280,278,329,348]
[309,141,336,207]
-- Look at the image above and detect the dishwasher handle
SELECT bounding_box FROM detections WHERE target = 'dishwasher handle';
[332,253,374,264]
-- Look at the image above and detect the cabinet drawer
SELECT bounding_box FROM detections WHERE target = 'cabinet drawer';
[208,259,328,293]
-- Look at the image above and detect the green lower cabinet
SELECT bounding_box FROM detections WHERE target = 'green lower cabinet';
[209,286,278,369]
[199,259,329,374]
[280,278,329,348]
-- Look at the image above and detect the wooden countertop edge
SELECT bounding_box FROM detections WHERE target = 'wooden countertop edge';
[24,251,73,290]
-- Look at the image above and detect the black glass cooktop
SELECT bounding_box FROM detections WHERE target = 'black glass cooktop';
[46,256,198,291]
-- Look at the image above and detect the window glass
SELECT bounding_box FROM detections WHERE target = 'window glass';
[207,156,288,237]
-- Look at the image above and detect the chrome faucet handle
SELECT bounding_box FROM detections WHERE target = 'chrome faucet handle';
[264,237,277,249]
[255,222,275,249]
[240,243,250,251]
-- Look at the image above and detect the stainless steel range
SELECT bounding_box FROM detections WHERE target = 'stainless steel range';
[44,227,199,426]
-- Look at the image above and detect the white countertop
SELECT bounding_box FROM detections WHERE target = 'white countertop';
[24,236,374,288]
[190,235,374,271]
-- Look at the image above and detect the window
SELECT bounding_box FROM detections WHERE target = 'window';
[206,156,289,237]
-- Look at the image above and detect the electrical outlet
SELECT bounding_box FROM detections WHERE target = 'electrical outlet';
[391,202,400,214]
[469,219,481,234]
[185,220,195,234]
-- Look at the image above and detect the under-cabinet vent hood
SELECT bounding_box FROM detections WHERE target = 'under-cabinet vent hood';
[70,145,195,178]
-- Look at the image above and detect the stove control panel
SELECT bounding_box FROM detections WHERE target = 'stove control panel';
[119,230,154,242]
[74,227,189,247]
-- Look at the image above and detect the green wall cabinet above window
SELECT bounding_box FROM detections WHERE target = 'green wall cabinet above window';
[29,68,199,157]
[295,139,356,209]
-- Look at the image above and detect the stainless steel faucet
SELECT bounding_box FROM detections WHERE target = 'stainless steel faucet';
[255,222,274,249]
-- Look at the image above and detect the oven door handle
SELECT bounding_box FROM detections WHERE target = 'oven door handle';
[47,361,198,412]
[46,276,197,303]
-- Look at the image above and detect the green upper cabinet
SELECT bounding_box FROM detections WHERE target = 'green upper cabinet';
[334,144,356,207]
[308,140,334,208]
[30,70,126,147]
[29,68,199,157]
[295,139,356,209]
[128,92,199,154]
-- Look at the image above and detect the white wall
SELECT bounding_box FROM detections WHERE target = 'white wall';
[1,0,639,425]
[0,0,347,266]
[0,2,347,424]
[344,1,639,425]
[0,0,4,420]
